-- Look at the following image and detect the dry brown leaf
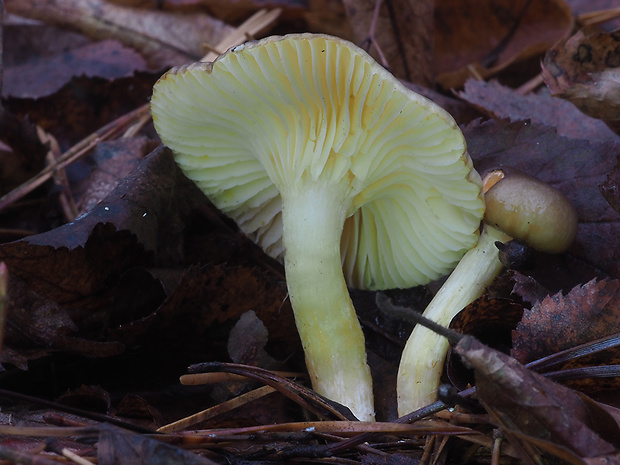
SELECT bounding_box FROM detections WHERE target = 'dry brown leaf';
[456,336,620,458]
[600,156,620,214]
[3,40,149,100]
[458,79,619,141]
[542,28,620,133]
[436,0,573,88]
[342,0,435,86]
[447,296,524,390]
[5,0,234,68]
[511,279,620,393]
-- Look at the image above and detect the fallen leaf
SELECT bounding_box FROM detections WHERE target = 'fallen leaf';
[542,28,620,133]
[5,72,159,150]
[511,279,620,392]
[458,79,619,141]
[447,296,524,390]
[342,0,435,85]
[435,0,573,88]
[600,156,620,214]
[5,0,234,68]
[108,264,297,363]
[0,108,47,195]
[228,310,279,368]
[75,137,156,215]
[97,424,219,465]
[3,40,149,99]
[456,335,620,458]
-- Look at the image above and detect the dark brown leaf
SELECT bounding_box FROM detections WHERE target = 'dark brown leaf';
[456,336,620,457]
[447,296,524,390]
[107,264,298,362]
[435,0,573,88]
[3,40,149,99]
[542,28,620,131]
[458,79,619,141]
[600,156,620,214]
[5,72,159,150]
[511,279,620,392]
[97,424,219,465]
[342,0,435,85]
[5,0,234,69]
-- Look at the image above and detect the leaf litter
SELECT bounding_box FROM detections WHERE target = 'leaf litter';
[1,0,620,464]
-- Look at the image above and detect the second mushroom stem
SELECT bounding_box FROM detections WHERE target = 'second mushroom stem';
[396,223,510,416]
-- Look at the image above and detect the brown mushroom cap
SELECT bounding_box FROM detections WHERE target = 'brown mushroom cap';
[483,169,578,253]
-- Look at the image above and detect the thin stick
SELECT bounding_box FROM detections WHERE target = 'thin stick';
[157,385,276,433]
[0,8,281,213]
[0,104,150,212]
[180,371,305,385]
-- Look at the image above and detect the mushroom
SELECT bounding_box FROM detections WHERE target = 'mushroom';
[397,167,578,415]
[150,33,485,421]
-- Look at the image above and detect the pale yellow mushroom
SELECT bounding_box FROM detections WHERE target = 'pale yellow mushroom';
[151,34,485,421]
[397,168,578,416]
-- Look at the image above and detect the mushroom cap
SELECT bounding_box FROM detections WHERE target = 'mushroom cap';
[483,169,578,253]
[151,34,485,290]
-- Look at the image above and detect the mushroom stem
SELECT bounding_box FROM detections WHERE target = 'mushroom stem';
[281,182,375,422]
[396,223,510,416]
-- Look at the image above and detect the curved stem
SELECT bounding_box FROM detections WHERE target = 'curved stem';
[397,223,510,416]
[281,183,375,421]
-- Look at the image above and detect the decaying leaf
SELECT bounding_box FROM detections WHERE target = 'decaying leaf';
[511,279,620,392]
[436,0,573,88]
[75,137,156,215]
[600,156,620,214]
[456,335,620,459]
[458,79,618,141]
[447,296,524,390]
[542,28,620,134]
[97,424,219,465]
[341,0,435,86]
[228,310,279,368]
[5,0,234,68]
[3,40,149,100]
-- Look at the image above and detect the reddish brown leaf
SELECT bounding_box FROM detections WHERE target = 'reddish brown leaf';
[542,28,620,133]
[5,0,234,68]
[456,336,620,458]
[458,79,618,141]
[435,0,573,88]
[3,40,149,100]
[342,0,435,85]
[97,424,219,465]
[511,279,620,392]
[447,296,524,390]
[5,72,159,150]
[600,156,620,214]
